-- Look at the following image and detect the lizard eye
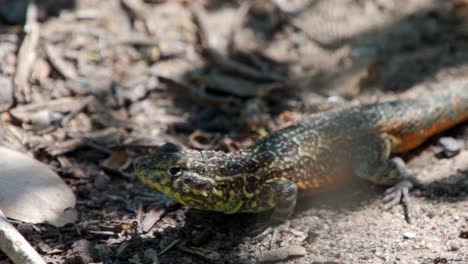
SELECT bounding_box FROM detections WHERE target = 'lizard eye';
[169,167,182,176]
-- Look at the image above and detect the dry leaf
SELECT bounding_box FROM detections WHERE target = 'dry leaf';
[258,245,307,263]
[0,147,77,227]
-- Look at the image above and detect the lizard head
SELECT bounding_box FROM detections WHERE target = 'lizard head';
[134,142,249,214]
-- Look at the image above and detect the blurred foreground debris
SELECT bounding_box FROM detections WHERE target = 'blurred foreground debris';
[0,147,77,227]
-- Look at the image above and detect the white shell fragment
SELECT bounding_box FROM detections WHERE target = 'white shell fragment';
[0,147,77,227]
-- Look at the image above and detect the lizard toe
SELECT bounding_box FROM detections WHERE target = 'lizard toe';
[382,180,412,209]
[382,191,402,210]
[382,179,414,223]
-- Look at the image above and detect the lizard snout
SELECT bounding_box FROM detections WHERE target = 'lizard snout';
[134,156,153,173]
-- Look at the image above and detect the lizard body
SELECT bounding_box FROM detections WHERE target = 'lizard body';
[135,84,468,221]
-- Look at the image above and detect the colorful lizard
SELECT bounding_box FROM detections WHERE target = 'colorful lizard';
[135,84,468,221]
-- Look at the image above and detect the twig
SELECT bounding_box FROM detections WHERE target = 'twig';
[227,0,253,53]
[79,137,113,155]
[201,72,293,97]
[0,209,46,264]
[272,0,329,49]
[120,0,151,35]
[44,43,79,80]
[177,245,221,262]
[205,50,286,82]
[47,128,120,156]
[13,0,40,103]
[158,239,180,256]
[61,96,94,126]
[158,76,242,113]
[189,3,216,51]
[190,3,285,83]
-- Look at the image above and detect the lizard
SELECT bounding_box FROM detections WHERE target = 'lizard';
[134,83,468,222]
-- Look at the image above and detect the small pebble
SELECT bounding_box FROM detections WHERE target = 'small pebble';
[425,243,433,250]
[403,232,416,239]
[446,239,462,251]
[459,230,468,239]
[438,137,463,157]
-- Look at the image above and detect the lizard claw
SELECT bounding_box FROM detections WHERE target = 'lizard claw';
[382,179,413,223]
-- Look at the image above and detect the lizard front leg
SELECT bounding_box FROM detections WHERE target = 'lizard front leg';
[352,134,421,222]
[380,157,421,209]
[239,179,298,222]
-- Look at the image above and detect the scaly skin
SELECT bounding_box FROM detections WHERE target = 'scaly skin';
[134,84,468,221]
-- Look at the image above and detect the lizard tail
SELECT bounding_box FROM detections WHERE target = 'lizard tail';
[388,83,468,153]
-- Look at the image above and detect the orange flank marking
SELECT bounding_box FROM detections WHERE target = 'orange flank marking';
[296,181,307,189]
[395,114,468,153]
[311,178,320,188]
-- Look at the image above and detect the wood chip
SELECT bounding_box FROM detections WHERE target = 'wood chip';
[0,76,13,113]
[190,3,285,83]
[201,72,289,97]
[47,127,122,156]
[10,96,94,123]
[258,245,307,263]
[177,245,221,262]
[120,0,151,34]
[13,0,40,103]
[159,76,242,113]
[158,239,180,256]
[44,43,79,80]
[0,76,13,112]
[64,239,93,264]
[141,206,167,233]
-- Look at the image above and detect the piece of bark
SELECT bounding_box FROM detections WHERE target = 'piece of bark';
[13,0,40,103]
[64,239,94,264]
[158,76,242,113]
[0,76,13,112]
[190,3,285,83]
[10,96,94,123]
[201,72,290,97]
[120,0,151,34]
[258,245,307,263]
[177,245,221,262]
[47,128,121,156]
[141,206,167,233]
[44,43,79,80]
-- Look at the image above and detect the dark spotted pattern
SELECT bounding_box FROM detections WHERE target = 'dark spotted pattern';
[135,84,468,220]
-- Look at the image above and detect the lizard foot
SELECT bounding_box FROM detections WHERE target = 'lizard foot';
[382,179,413,223]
